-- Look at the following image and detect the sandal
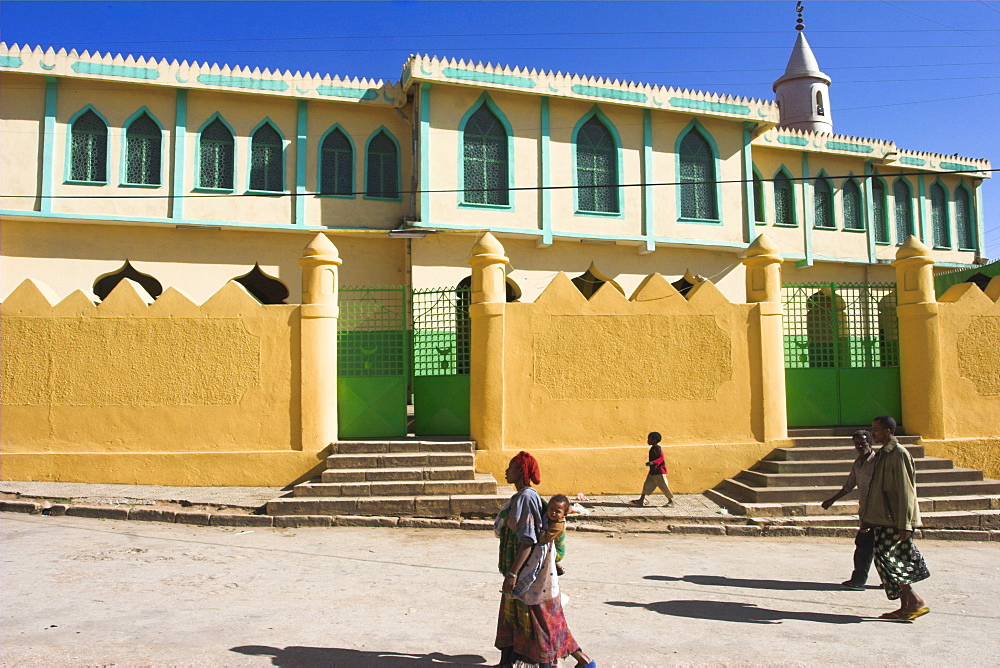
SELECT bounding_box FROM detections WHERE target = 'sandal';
[627,499,648,507]
[903,607,930,620]
[878,610,909,620]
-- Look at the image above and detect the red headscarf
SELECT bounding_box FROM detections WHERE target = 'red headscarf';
[511,451,541,486]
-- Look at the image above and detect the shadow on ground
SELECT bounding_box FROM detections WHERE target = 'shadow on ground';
[606,600,864,625]
[645,574,844,591]
[231,645,487,667]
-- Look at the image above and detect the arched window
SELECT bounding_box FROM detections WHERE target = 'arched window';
[843,179,863,230]
[930,182,950,248]
[753,171,765,223]
[893,178,913,245]
[70,109,107,183]
[124,112,161,186]
[199,117,234,190]
[872,179,889,243]
[365,130,399,199]
[463,103,509,206]
[773,170,795,226]
[320,128,353,196]
[249,122,283,192]
[813,177,834,228]
[955,186,976,250]
[679,128,717,220]
[576,116,618,213]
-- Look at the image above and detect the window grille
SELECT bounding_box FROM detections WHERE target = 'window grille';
[930,183,949,248]
[813,178,834,228]
[679,130,716,220]
[872,180,889,243]
[955,188,975,250]
[366,132,399,199]
[753,172,765,223]
[774,172,794,225]
[412,285,471,377]
[463,105,509,205]
[70,109,107,182]
[843,180,863,230]
[250,123,283,192]
[124,113,161,185]
[576,117,618,213]
[893,179,912,245]
[199,118,234,190]
[337,287,407,378]
[320,128,353,195]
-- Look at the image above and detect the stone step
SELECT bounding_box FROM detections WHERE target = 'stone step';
[736,467,985,488]
[325,452,475,469]
[320,466,475,483]
[773,435,920,449]
[769,444,925,461]
[787,427,911,438]
[755,457,954,474]
[704,491,1000,518]
[330,440,474,455]
[294,475,500,498]
[267,491,514,519]
[717,478,1000,504]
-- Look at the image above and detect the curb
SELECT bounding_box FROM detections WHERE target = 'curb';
[1,501,998,542]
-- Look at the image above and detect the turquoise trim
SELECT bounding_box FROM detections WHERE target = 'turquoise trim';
[893,176,913,245]
[669,98,749,115]
[245,118,287,194]
[71,61,159,80]
[955,182,978,251]
[740,123,755,242]
[419,83,431,221]
[674,119,722,225]
[63,104,110,185]
[974,185,984,254]
[40,62,55,71]
[900,156,926,167]
[194,112,236,193]
[940,161,979,172]
[457,92,514,210]
[119,107,165,187]
[573,84,647,103]
[315,123,356,199]
[41,78,57,213]
[171,90,187,219]
[540,97,552,245]
[442,68,536,88]
[642,110,655,252]
[0,55,23,68]
[811,170,835,230]
[295,101,307,224]
[0,208,379,232]
[777,136,809,147]
[772,165,798,227]
[197,74,288,92]
[801,152,812,266]
[825,140,873,154]
[752,165,767,226]
[571,106,624,219]
[363,126,403,201]
[929,178,951,249]
[315,85,378,100]
[862,164,876,262]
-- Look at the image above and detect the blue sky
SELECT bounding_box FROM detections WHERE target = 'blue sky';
[3,0,998,257]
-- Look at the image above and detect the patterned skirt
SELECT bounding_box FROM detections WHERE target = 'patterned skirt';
[496,594,579,666]
[873,526,931,600]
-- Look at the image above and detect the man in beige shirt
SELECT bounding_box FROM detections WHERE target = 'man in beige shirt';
[821,430,876,590]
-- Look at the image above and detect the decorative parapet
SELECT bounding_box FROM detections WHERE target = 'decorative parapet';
[402,54,781,122]
[756,126,896,158]
[892,149,991,179]
[0,42,404,105]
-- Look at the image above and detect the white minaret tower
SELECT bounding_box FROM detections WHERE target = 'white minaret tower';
[772,2,833,133]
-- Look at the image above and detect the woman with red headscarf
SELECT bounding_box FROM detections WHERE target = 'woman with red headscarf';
[493,452,595,668]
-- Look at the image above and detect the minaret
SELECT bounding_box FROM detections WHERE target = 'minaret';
[772,2,833,133]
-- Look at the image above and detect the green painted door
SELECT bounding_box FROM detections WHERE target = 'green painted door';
[411,285,471,436]
[337,287,408,438]
[783,284,900,427]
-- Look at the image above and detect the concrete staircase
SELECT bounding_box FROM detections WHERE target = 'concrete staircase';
[266,440,514,519]
[706,428,1000,529]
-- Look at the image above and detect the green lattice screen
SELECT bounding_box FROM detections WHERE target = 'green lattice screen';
[412,286,471,377]
[337,286,408,377]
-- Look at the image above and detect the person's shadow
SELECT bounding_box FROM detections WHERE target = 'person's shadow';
[607,600,864,625]
[646,574,845,592]
[231,645,487,667]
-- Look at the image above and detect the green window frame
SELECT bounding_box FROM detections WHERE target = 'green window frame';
[123,110,162,186]
[678,127,718,221]
[575,115,619,214]
[69,107,108,183]
[893,178,913,245]
[842,179,863,231]
[872,178,890,243]
[365,129,400,200]
[248,120,284,193]
[813,176,834,229]
[930,181,950,249]
[198,116,235,191]
[773,169,796,226]
[955,185,976,251]
[462,101,509,206]
[318,126,354,197]
[752,169,766,224]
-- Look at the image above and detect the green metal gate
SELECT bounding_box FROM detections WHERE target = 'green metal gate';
[782,283,901,427]
[411,285,471,436]
[337,286,408,438]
